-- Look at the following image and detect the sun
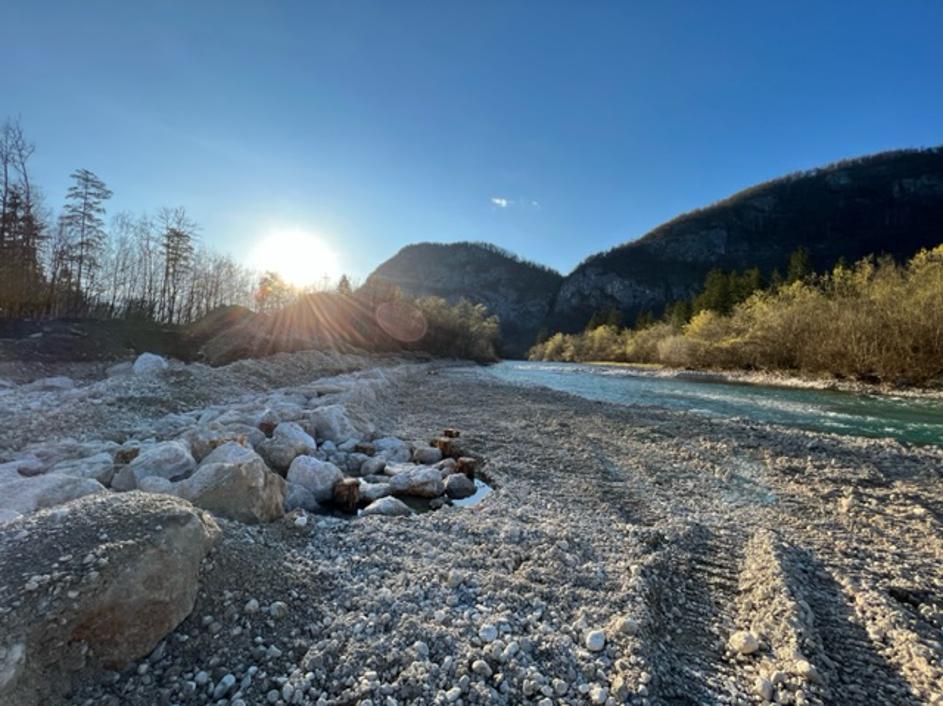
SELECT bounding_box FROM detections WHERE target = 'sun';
[250,228,342,287]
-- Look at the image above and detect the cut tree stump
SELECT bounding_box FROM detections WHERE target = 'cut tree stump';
[332,478,361,513]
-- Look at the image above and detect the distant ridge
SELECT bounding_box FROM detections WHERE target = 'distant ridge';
[367,146,943,356]
[365,241,562,357]
[551,146,943,330]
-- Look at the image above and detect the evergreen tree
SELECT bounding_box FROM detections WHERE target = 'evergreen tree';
[337,274,352,296]
[61,169,112,310]
[787,246,813,282]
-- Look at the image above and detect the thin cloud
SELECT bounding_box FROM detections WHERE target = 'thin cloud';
[491,196,511,208]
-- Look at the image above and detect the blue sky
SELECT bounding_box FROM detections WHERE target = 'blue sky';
[4,1,942,281]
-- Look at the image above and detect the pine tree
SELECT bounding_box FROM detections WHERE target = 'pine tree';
[337,274,352,296]
[61,169,112,311]
[787,246,813,283]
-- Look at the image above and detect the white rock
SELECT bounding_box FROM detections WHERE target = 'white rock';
[388,466,445,498]
[175,455,285,524]
[728,630,760,655]
[132,353,169,376]
[0,493,219,704]
[49,452,115,485]
[413,446,443,464]
[199,441,255,466]
[286,456,343,503]
[113,441,196,491]
[359,480,392,503]
[360,457,386,476]
[0,473,106,520]
[283,482,320,512]
[585,629,606,652]
[26,376,75,392]
[137,476,175,495]
[308,404,357,443]
[258,422,318,470]
[445,473,476,499]
[614,615,640,635]
[373,437,411,463]
[478,624,498,643]
[361,497,414,517]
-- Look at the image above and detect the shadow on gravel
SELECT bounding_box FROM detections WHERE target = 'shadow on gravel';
[784,545,917,705]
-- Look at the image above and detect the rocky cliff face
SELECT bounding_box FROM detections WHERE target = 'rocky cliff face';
[550,147,943,331]
[366,148,943,355]
[365,242,563,357]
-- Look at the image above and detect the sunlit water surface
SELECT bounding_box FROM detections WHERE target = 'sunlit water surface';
[468,361,943,447]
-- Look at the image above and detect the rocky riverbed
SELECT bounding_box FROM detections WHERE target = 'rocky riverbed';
[1,352,943,705]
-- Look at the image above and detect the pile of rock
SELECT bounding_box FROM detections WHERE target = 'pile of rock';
[0,360,488,528]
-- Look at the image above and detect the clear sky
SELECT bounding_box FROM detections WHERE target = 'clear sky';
[4,1,942,282]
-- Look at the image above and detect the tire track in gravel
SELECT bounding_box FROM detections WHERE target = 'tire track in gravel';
[620,522,753,705]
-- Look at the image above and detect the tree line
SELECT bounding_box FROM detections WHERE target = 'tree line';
[529,245,943,386]
[0,118,257,323]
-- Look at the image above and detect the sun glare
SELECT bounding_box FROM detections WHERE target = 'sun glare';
[250,228,342,287]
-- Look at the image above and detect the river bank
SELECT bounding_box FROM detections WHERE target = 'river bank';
[3,355,943,704]
[579,360,943,400]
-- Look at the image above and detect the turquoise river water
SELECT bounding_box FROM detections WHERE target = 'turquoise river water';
[479,361,943,447]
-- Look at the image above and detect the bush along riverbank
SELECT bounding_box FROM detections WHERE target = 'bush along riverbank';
[529,244,943,388]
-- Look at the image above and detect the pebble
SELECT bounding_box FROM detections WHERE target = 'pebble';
[478,624,498,642]
[269,601,289,619]
[585,629,606,652]
[728,630,760,655]
[212,673,236,699]
[472,659,492,678]
[245,598,260,614]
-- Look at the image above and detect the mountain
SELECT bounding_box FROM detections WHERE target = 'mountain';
[550,147,943,330]
[364,242,563,357]
[366,147,943,357]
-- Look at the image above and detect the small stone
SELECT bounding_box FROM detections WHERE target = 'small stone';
[585,629,606,652]
[472,659,492,678]
[269,601,289,619]
[293,513,309,528]
[728,630,760,655]
[194,670,210,686]
[589,684,608,704]
[756,677,773,701]
[212,673,236,699]
[245,598,260,614]
[445,686,462,702]
[615,615,640,635]
[446,570,464,588]
[478,624,498,642]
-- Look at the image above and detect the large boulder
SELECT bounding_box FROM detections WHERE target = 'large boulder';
[112,441,196,491]
[0,474,107,524]
[388,466,445,498]
[283,482,321,513]
[359,480,392,503]
[183,425,264,463]
[308,404,358,443]
[132,352,168,375]
[361,496,414,517]
[373,437,411,463]
[257,422,318,471]
[286,456,343,503]
[175,451,285,523]
[0,493,219,706]
[48,452,116,486]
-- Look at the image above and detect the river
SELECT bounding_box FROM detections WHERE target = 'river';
[477,361,943,446]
